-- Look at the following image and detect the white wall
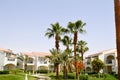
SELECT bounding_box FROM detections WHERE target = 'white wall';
[0,52,5,70]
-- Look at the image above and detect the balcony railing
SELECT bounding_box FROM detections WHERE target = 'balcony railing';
[106,60,114,64]
[27,61,33,64]
[86,61,91,65]
[7,58,15,61]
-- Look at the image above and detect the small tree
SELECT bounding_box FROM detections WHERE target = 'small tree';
[45,49,62,76]
[17,54,28,73]
[91,58,105,73]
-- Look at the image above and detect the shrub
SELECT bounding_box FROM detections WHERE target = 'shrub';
[87,72,97,75]
[79,74,88,80]
[36,69,49,74]
[0,70,9,74]
[49,74,63,79]
[67,73,76,79]
[10,69,23,74]
[113,74,118,78]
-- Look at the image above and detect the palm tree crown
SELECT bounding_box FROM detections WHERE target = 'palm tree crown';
[45,22,67,50]
[77,40,89,61]
[68,20,86,34]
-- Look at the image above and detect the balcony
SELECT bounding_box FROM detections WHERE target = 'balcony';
[87,62,90,65]
[106,60,114,65]
[7,58,15,61]
[27,60,34,65]
[4,57,17,66]
[39,61,47,64]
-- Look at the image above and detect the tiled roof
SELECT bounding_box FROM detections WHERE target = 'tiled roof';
[0,48,13,53]
[86,48,116,58]
[21,52,51,57]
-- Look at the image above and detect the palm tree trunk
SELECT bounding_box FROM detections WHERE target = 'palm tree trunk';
[54,64,56,72]
[56,65,59,77]
[74,32,78,78]
[114,0,120,79]
[65,66,68,79]
[55,34,59,77]
[55,34,59,50]
[24,64,27,72]
[63,63,68,79]
[63,65,66,79]
[81,53,84,61]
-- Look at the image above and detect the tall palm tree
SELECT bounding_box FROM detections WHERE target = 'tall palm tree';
[76,40,89,61]
[114,0,120,79]
[45,22,67,77]
[67,20,86,78]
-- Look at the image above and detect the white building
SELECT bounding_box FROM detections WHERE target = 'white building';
[17,52,52,71]
[0,48,17,70]
[85,49,118,73]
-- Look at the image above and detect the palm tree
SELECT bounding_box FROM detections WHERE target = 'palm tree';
[61,35,74,74]
[61,35,72,56]
[61,51,69,79]
[45,22,67,77]
[76,40,89,61]
[67,20,86,78]
[17,54,28,72]
[45,22,67,51]
[45,49,62,77]
[114,0,120,79]
[67,56,74,73]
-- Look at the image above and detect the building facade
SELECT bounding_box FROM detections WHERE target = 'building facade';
[85,49,118,74]
[17,52,52,72]
[0,48,52,72]
[0,48,17,70]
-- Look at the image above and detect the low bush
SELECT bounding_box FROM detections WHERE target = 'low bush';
[79,74,88,80]
[87,72,97,75]
[49,74,63,79]
[10,69,23,74]
[35,69,49,74]
[67,73,76,79]
[0,70,9,74]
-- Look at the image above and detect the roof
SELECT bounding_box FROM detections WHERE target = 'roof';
[21,52,51,57]
[0,48,13,53]
[86,48,116,58]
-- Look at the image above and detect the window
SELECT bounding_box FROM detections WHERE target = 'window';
[44,61,47,64]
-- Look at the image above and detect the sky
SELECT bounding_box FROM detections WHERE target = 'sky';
[0,0,116,56]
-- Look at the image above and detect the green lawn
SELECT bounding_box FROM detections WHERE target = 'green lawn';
[0,73,38,80]
[44,72,118,80]
[89,74,117,80]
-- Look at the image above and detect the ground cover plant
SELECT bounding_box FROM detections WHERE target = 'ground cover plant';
[0,73,38,80]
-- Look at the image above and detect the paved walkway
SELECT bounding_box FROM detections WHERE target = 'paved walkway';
[32,74,51,80]
[25,74,28,80]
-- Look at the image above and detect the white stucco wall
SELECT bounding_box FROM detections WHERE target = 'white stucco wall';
[4,57,17,66]
[85,49,118,73]
[36,57,49,70]
[99,53,104,62]
[0,52,5,70]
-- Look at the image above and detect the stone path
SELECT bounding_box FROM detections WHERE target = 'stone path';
[32,74,51,80]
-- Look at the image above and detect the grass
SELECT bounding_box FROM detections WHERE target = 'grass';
[43,72,118,80]
[0,73,38,80]
[89,74,117,80]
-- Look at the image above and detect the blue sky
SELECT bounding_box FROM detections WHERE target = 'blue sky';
[0,0,116,55]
